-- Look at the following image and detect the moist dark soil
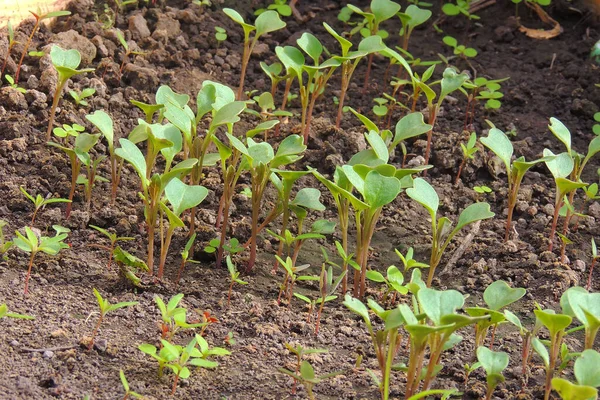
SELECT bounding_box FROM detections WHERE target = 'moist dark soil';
[0,0,599,399]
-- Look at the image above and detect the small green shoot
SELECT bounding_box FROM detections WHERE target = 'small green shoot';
[14,225,70,294]
[20,186,70,224]
[226,256,247,307]
[214,26,228,45]
[47,46,94,140]
[4,74,26,93]
[154,293,206,341]
[279,360,342,400]
[0,304,34,320]
[119,370,144,399]
[89,288,138,350]
[476,346,510,400]
[89,225,134,270]
[69,88,96,107]
[443,36,478,59]
[455,132,478,185]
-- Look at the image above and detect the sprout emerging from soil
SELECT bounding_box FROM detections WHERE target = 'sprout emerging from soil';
[47,46,94,141]
[19,186,70,225]
[14,226,70,295]
[476,346,510,400]
[88,288,138,350]
[15,10,72,82]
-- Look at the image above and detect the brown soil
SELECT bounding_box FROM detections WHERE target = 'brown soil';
[0,0,599,399]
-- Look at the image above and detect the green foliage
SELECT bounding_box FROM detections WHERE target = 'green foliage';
[442,0,480,20]
[443,36,478,58]
[139,334,230,395]
[155,293,206,340]
[119,370,144,399]
[214,26,227,43]
[4,74,26,93]
[14,226,70,294]
[47,46,94,140]
[0,304,34,320]
[113,246,149,287]
[0,220,12,260]
[69,88,96,107]
[407,177,494,286]
[477,346,509,398]
[255,0,292,17]
[560,287,600,349]
[226,256,247,307]
[20,186,70,224]
[279,360,343,400]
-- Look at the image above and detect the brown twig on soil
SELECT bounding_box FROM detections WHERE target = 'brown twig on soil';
[20,344,77,353]
[441,220,481,276]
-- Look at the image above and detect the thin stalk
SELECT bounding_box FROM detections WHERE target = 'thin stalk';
[548,192,564,252]
[15,18,41,82]
[382,330,398,400]
[227,278,235,307]
[1,42,16,78]
[454,157,467,186]
[544,333,562,400]
[23,251,36,295]
[46,80,68,141]
[362,53,374,94]
[587,258,596,291]
[66,157,81,219]
[505,173,522,242]
[423,106,438,175]
[171,372,180,395]
[88,314,103,350]
[157,227,175,279]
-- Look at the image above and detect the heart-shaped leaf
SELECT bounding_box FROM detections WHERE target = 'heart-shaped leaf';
[483,280,526,311]
[165,178,208,216]
[418,287,464,326]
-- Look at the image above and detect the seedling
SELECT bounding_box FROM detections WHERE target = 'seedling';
[417,67,469,168]
[114,133,197,276]
[157,178,208,277]
[560,286,600,350]
[1,21,17,77]
[214,26,227,46]
[255,0,292,17]
[346,0,401,93]
[443,36,478,59]
[139,334,229,395]
[15,9,72,82]
[476,346,510,400]
[593,113,600,136]
[586,239,599,290]
[398,5,432,51]
[460,77,509,130]
[175,233,199,284]
[323,24,386,128]
[20,186,70,224]
[547,117,600,252]
[279,360,342,400]
[223,8,286,99]
[48,125,101,218]
[89,288,138,350]
[407,177,494,286]
[4,75,25,93]
[281,344,329,395]
[504,309,539,377]
[466,280,526,348]
[155,294,206,341]
[551,349,600,400]
[0,220,13,260]
[314,254,346,334]
[226,256,247,307]
[47,46,94,140]
[119,370,144,399]
[113,247,149,287]
[474,185,492,194]
[130,100,164,124]
[0,304,34,320]
[69,88,96,107]
[86,110,121,203]
[532,308,573,400]
[14,225,69,294]
[89,225,134,270]
[116,30,145,78]
[442,0,480,20]
[260,62,285,98]
[481,122,551,242]
[275,256,318,306]
[77,148,108,211]
[227,133,306,271]
[366,264,408,304]
[455,132,478,185]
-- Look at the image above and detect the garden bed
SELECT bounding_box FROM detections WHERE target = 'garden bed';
[0,0,599,399]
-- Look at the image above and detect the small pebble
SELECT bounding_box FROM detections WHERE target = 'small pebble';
[43,350,54,359]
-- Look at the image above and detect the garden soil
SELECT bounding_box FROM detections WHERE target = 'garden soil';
[0,0,599,399]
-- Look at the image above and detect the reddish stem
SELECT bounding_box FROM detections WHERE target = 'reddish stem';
[15,19,41,82]
[587,259,596,291]
[23,252,36,295]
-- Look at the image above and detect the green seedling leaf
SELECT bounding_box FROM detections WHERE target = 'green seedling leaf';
[115,139,147,185]
[165,178,209,216]
[406,177,438,219]
[343,294,370,324]
[534,309,572,338]
[86,110,114,152]
[574,349,600,388]
[418,287,464,326]
[255,10,286,37]
[364,170,402,209]
[50,46,93,81]
[477,346,509,389]
[483,280,526,311]
[392,112,432,148]
[291,188,325,211]
[452,202,495,234]
[297,32,323,64]
[544,150,574,179]
[480,127,513,173]
[549,117,572,155]
[551,378,598,400]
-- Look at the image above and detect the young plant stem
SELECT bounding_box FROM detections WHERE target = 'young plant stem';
[548,192,564,252]
[227,278,235,307]
[23,251,36,295]
[423,107,438,175]
[544,332,563,400]
[65,157,82,219]
[504,174,523,242]
[15,17,42,82]
[1,41,16,78]
[46,80,68,141]
[455,157,467,185]
[88,314,103,350]
[587,258,596,290]
[353,209,380,299]
[362,53,374,94]
[171,371,181,395]
[157,226,175,279]
[336,61,359,129]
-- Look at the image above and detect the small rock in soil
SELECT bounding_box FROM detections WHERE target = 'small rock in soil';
[26,75,39,90]
[154,15,181,39]
[124,64,160,91]
[0,88,27,111]
[589,202,600,219]
[573,259,585,272]
[129,14,151,40]
[49,30,97,65]
[43,350,54,359]
[25,90,48,110]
